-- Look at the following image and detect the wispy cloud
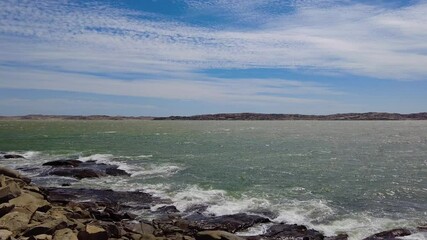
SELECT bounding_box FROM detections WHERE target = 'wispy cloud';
[0,0,426,112]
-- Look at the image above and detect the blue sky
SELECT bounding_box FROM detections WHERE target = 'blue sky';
[0,0,426,116]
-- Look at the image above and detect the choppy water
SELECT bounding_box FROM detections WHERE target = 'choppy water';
[0,120,426,239]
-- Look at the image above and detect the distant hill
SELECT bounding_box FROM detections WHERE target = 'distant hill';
[154,112,427,120]
[1,112,427,120]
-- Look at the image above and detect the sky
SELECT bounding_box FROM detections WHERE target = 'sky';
[0,0,426,116]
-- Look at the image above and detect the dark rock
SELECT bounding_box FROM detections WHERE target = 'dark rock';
[0,182,21,203]
[43,159,82,167]
[362,228,411,240]
[48,168,104,179]
[44,187,163,212]
[325,234,349,240]
[185,213,270,233]
[2,154,25,159]
[157,205,180,214]
[61,183,71,187]
[53,228,78,240]
[417,224,427,231]
[262,223,324,240]
[105,167,130,176]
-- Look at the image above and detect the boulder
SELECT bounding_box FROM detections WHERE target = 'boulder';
[0,229,12,240]
[123,221,155,235]
[53,228,78,240]
[77,224,108,240]
[196,231,244,240]
[362,228,411,240]
[9,192,50,215]
[105,167,130,176]
[0,203,15,217]
[48,169,104,179]
[2,154,24,159]
[22,219,68,236]
[0,166,31,183]
[28,234,53,240]
[262,223,324,240]
[42,160,82,167]
[325,234,349,240]
[186,213,270,233]
[0,182,21,203]
[0,211,31,233]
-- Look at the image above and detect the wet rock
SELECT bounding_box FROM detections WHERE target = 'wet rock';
[48,168,104,179]
[45,187,161,211]
[105,167,130,176]
[43,160,82,167]
[186,213,270,233]
[2,154,24,159]
[52,228,78,240]
[417,224,427,231]
[325,233,349,240]
[362,228,411,240]
[43,160,130,179]
[196,231,244,240]
[262,223,324,240]
[0,203,15,217]
[0,229,13,240]
[77,224,108,240]
[157,205,180,214]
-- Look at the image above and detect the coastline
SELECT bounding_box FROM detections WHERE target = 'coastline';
[1,154,425,240]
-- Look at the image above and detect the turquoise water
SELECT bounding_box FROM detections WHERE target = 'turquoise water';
[1,120,426,239]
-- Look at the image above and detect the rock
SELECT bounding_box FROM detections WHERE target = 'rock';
[22,219,68,237]
[105,167,130,176]
[53,228,78,240]
[0,166,31,183]
[362,228,411,240]
[0,211,31,232]
[48,168,104,179]
[96,221,123,238]
[123,221,155,235]
[186,213,270,233]
[9,192,50,215]
[325,234,349,240]
[263,223,324,240]
[43,160,82,167]
[0,182,21,203]
[196,231,244,240]
[417,224,427,231]
[29,234,53,240]
[2,154,24,159]
[0,203,15,217]
[77,224,108,240]
[0,229,13,240]
[156,205,180,214]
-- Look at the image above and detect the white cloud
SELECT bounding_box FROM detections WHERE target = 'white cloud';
[0,0,426,81]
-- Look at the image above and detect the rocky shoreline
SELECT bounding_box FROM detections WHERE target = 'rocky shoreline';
[0,154,425,240]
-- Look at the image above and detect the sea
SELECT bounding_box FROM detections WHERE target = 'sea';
[0,120,426,239]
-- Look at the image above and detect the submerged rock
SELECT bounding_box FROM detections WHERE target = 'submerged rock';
[42,159,130,179]
[2,154,25,159]
[362,228,411,240]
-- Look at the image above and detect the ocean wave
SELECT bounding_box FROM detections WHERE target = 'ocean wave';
[130,164,182,178]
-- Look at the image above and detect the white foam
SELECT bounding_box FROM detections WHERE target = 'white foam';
[130,164,182,178]
[137,154,153,158]
[78,154,132,172]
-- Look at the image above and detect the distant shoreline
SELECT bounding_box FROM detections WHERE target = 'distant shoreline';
[1,112,427,120]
